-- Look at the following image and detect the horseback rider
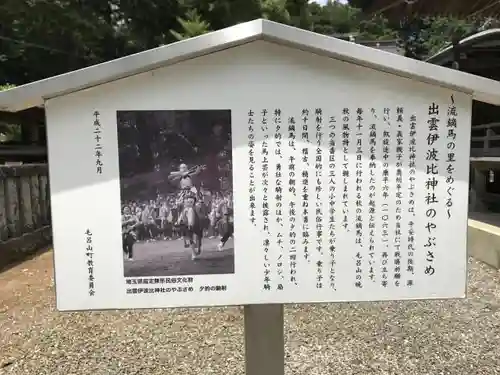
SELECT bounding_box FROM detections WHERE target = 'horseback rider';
[168,163,204,203]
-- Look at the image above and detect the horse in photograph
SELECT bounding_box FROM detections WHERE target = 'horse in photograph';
[169,163,206,245]
[178,193,208,260]
[158,201,175,240]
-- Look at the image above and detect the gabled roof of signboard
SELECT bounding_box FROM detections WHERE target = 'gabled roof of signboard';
[1,18,500,112]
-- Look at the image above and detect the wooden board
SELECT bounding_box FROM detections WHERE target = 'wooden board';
[5,177,20,238]
[0,179,7,241]
[39,175,48,225]
[30,175,41,228]
[20,177,33,233]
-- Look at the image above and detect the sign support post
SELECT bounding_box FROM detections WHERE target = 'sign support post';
[244,304,285,375]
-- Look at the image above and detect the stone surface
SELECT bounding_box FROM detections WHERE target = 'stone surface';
[1,251,500,375]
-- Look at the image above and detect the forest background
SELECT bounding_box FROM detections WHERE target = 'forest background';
[0,0,498,139]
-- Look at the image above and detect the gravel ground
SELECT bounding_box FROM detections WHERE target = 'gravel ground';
[1,251,500,375]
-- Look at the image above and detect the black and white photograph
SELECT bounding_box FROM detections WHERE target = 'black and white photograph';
[117,110,234,277]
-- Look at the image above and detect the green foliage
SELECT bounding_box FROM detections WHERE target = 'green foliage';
[309,1,396,40]
[261,0,291,24]
[0,84,15,91]
[0,0,499,86]
[0,84,21,142]
[396,16,499,60]
[170,9,212,41]
[0,124,21,143]
[397,17,431,60]
[358,14,398,40]
[310,1,361,35]
[346,0,373,10]
[286,0,311,29]
[424,16,491,56]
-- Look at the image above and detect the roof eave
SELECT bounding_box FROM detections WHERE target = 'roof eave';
[261,20,500,106]
[426,29,500,66]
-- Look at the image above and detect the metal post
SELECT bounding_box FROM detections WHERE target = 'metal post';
[244,304,285,375]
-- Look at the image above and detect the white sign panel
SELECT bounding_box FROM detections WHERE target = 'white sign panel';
[46,41,470,311]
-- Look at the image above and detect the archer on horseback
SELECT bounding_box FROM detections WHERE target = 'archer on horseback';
[167,163,205,202]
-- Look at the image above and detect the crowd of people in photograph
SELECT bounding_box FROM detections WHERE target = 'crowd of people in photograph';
[123,189,232,236]
[121,187,234,260]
